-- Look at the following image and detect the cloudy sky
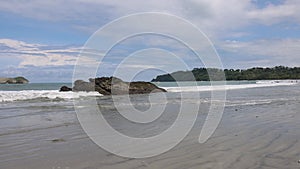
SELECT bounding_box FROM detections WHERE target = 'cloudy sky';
[0,0,300,82]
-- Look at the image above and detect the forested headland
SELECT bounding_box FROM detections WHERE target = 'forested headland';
[151,66,300,82]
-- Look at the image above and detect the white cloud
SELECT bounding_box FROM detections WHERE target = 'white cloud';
[248,0,300,25]
[1,0,300,71]
[0,0,181,29]
[220,38,300,67]
[0,0,299,41]
[1,0,299,36]
[0,39,80,67]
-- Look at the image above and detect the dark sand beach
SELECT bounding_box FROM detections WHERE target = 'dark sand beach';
[1,83,300,169]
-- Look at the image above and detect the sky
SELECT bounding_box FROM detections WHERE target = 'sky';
[0,0,300,82]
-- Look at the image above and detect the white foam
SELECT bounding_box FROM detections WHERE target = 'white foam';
[256,80,300,84]
[225,100,273,107]
[163,80,298,93]
[0,90,102,102]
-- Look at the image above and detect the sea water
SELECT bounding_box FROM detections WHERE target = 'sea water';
[0,80,297,102]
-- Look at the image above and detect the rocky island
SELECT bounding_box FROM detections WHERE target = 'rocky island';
[60,76,166,95]
[0,77,29,84]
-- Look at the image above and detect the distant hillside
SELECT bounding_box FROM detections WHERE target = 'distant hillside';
[0,77,29,84]
[151,66,300,82]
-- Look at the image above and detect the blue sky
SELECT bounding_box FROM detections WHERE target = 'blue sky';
[0,0,299,82]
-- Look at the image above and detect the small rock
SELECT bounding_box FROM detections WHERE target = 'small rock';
[0,76,29,84]
[51,138,65,143]
[256,115,259,118]
[298,160,300,163]
[59,86,72,92]
[235,109,238,111]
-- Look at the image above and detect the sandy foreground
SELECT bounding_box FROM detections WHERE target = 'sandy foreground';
[1,90,300,169]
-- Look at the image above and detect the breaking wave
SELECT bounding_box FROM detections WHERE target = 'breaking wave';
[0,90,102,102]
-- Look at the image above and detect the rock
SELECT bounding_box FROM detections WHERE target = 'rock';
[51,138,66,143]
[59,86,72,92]
[0,78,9,84]
[73,80,95,92]
[0,77,29,84]
[72,76,166,95]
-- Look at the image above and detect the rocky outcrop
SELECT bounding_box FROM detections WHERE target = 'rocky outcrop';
[73,80,95,92]
[0,77,29,84]
[72,76,166,95]
[59,86,72,92]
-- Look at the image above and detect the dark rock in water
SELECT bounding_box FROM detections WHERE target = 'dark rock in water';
[0,76,29,84]
[72,76,166,95]
[59,86,72,92]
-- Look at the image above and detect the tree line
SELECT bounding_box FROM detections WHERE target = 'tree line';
[151,66,300,82]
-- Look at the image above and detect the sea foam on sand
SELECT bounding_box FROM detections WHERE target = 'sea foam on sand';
[163,80,298,92]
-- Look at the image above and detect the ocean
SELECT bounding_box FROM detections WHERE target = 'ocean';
[1,80,300,169]
[0,80,296,102]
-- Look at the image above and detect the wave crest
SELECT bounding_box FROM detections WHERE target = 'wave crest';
[0,90,102,102]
